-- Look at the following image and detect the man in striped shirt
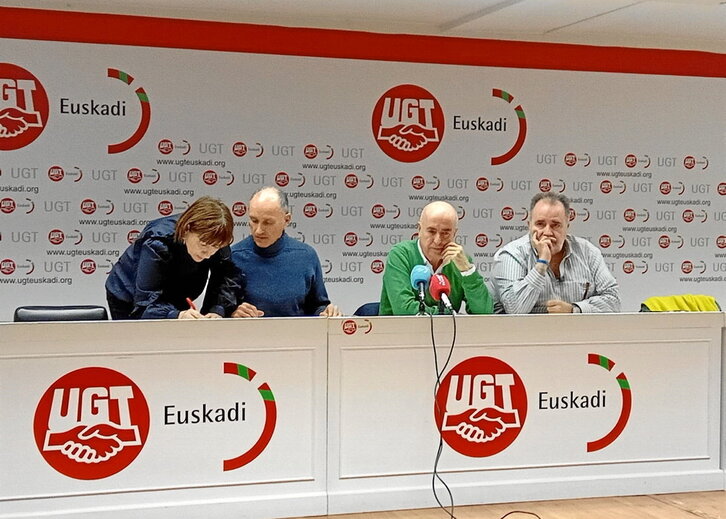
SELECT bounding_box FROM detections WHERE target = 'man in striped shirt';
[491,193,620,314]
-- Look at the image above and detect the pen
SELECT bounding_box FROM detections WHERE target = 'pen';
[185,297,197,311]
[583,282,590,300]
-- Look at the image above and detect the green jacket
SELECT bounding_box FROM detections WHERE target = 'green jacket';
[379,240,493,315]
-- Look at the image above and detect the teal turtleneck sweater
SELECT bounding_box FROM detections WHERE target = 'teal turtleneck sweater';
[231,233,331,317]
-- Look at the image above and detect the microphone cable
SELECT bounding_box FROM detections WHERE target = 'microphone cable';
[500,511,542,519]
[429,309,457,518]
[427,309,542,519]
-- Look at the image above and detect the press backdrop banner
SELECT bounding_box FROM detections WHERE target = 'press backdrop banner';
[1,9,725,319]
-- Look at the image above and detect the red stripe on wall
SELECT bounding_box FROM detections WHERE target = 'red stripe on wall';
[1,7,724,78]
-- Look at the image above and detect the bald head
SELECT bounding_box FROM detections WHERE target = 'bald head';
[419,201,458,229]
[248,186,291,248]
[251,186,288,211]
[417,201,458,268]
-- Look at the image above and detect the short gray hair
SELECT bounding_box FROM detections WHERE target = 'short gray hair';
[530,192,570,216]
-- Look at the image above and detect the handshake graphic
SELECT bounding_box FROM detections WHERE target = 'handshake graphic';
[441,406,521,443]
[377,123,439,152]
[44,423,142,463]
[0,107,41,138]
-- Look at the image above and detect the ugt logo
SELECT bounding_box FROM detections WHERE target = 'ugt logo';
[33,367,150,480]
[435,356,527,457]
[0,63,49,150]
[372,84,444,163]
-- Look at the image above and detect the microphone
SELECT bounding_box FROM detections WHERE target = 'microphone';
[410,265,432,310]
[429,273,454,313]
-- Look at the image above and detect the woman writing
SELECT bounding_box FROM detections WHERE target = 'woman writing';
[105,196,241,319]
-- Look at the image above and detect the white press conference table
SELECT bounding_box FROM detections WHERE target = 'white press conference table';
[1,312,724,519]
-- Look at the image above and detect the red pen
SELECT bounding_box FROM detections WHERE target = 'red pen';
[185,297,197,310]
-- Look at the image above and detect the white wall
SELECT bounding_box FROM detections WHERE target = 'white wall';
[1,9,725,319]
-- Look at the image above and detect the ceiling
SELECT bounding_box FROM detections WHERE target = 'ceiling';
[1,0,725,53]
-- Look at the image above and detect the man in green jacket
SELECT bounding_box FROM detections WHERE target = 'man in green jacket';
[379,201,493,315]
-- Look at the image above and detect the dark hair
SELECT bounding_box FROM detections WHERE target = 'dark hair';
[174,196,234,247]
[530,192,570,216]
[251,186,290,214]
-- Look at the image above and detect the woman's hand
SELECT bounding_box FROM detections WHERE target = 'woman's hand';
[178,309,205,319]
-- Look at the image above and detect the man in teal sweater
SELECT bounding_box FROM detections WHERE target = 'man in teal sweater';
[231,187,341,318]
[379,201,493,315]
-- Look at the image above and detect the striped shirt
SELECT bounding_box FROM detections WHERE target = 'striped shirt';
[491,234,621,314]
